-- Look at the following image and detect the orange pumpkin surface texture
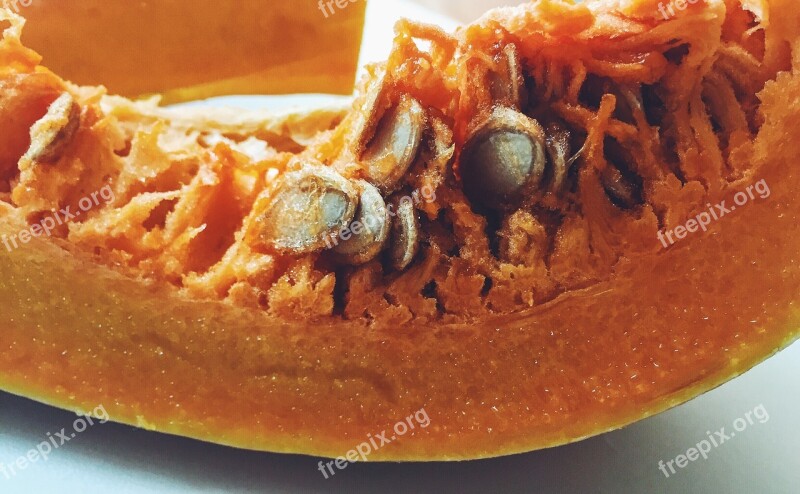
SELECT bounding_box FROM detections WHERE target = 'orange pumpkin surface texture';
[0,0,799,460]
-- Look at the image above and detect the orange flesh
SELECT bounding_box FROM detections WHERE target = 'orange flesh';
[1,141,798,458]
[0,0,799,460]
[14,0,366,102]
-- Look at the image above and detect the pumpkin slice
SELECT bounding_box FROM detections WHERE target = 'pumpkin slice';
[1,0,800,460]
[13,0,367,103]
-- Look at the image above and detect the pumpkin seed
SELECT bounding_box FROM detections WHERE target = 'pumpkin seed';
[388,194,420,271]
[461,106,546,210]
[260,165,359,254]
[361,94,426,193]
[331,180,390,265]
[24,92,80,164]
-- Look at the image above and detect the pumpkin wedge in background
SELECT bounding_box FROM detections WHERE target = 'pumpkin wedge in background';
[10,0,366,103]
[1,0,800,461]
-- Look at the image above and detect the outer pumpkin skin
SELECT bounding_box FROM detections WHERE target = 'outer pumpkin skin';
[1,2,800,461]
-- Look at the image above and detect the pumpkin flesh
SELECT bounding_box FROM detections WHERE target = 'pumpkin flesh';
[0,0,799,460]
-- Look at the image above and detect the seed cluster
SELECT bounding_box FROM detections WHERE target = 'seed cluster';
[260,73,427,269]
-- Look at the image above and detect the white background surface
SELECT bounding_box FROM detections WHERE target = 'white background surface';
[1,1,798,492]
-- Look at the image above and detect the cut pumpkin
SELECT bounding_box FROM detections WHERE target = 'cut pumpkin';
[1,0,800,461]
[9,0,367,103]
